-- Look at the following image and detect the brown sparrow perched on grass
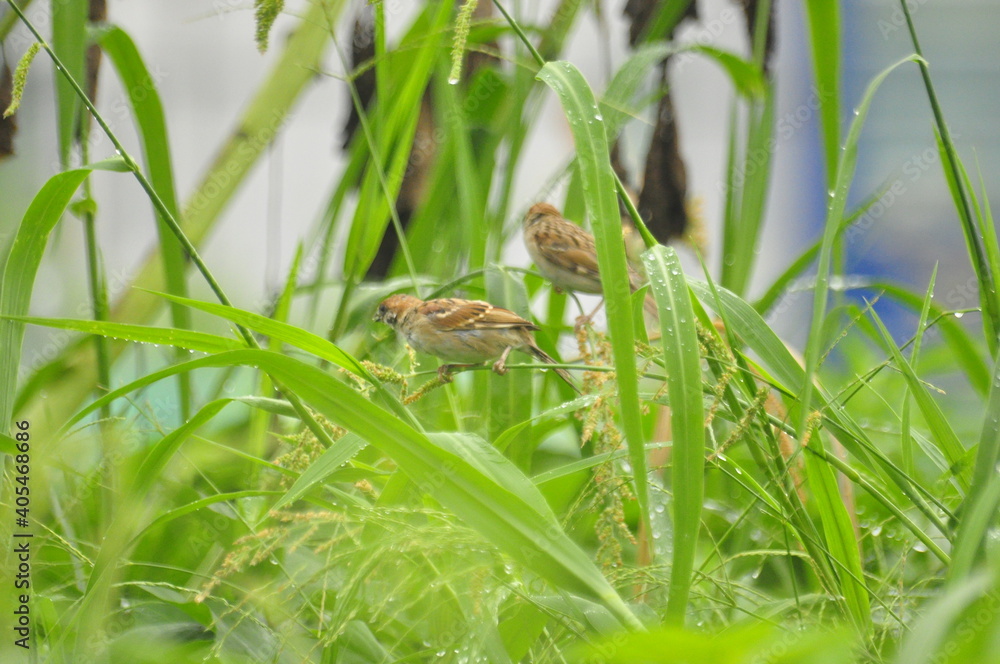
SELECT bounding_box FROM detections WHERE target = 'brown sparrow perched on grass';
[374,293,579,392]
[523,202,658,322]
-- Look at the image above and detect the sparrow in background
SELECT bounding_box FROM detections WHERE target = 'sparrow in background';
[374,293,579,392]
[523,202,658,321]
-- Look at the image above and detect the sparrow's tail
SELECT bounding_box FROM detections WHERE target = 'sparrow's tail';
[527,345,581,394]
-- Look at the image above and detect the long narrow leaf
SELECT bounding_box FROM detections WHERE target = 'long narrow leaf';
[63,349,643,629]
[537,60,652,548]
[798,55,922,440]
[1,164,124,427]
[642,245,705,623]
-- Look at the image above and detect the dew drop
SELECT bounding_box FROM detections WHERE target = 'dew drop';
[448,75,460,85]
[954,311,964,319]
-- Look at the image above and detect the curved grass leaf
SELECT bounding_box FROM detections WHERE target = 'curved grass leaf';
[600,43,762,144]
[968,354,1000,512]
[64,349,642,629]
[131,489,283,547]
[802,440,872,631]
[868,306,970,491]
[270,433,367,511]
[799,55,922,439]
[642,245,706,623]
[537,60,651,550]
[342,1,454,282]
[949,480,1000,583]
[1,164,123,428]
[52,0,87,165]
[96,25,191,331]
[15,1,341,445]
[893,571,996,664]
[804,0,841,189]
[532,442,672,487]
[146,291,373,381]
[5,316,244,353]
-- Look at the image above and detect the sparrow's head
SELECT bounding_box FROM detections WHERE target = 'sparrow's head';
[525,202,561,227]
[374,293,422,328]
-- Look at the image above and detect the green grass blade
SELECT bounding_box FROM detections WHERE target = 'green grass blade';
[690,278,950,531]
[636,0,694,44]
[495,394,596,455]
[600,43,672,140]
[798,55,921,442]
[0,165,118,426]
[805,441,948,565]
[147,291,374,381]
[51,0,87,165]
[64,349,644,629]
[642,245,705,624]
[893,572,995,664]
[96,26,190,324]
[754,183,898,316]
[916,275,938,363]
[536,60,651,550]
[342,1,453,283]
[803,0,841,189]
[956,353,1000,573]
[972,354,1000,497]
[802,439,872,630]
[601,44,762,144]
[0,432,18,456]
[900,0,999,351]
[870,281,989,395]
[722,89,774,296]
[868,305,970,491]
[689,45,765,99]
[3,316,245,353]
[131,489,283,547]
[950,481,1000,583]
[15,1,342,443]
[70,397,235,651]
[932,130,997,351]
[270,433,367,511]
[689,280,803,392]
[485,265,534,453]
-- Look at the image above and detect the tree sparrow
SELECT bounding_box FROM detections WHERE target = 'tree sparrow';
[522,203,657,321]
[373,293,579,392]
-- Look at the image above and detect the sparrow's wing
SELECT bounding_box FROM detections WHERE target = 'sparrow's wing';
[532,219,601,279]
[420,299,539,331]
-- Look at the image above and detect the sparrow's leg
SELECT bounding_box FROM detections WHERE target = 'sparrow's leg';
[491,346,514,375]
[575,299,606,330]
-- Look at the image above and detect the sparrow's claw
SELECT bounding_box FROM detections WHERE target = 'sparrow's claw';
[492,346,513,376]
